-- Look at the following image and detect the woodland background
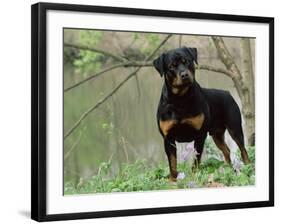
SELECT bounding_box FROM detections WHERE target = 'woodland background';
[63,29,255,193]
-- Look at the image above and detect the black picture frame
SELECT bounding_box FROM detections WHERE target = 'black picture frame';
[31,2,274,222]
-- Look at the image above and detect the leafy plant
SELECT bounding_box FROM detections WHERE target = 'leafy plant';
[73,30,103,74]
[64,146,255,195]
[141,34,161,55]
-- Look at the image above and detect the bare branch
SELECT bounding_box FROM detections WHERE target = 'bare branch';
[211,37,244,98]
[65,60,233,92]
[197,64,234,78]
[147,34,172,60]
[64,63,128,92]
[64,68,140,139]
[64,62,152,92]
[211,37,242,78]
[64,42,127,62]
[134,72,141,102]
[64,34,172,139]
[64,131,83,160]
[179,35,182,47]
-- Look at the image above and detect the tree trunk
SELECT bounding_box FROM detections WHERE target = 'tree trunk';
[211,37,255,145]
[240,38,255,145]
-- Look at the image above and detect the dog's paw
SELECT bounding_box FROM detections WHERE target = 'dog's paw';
[168,176,177,184]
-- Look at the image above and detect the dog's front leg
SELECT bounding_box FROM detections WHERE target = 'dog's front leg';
[193,134,207,169]
[164,138,178,182]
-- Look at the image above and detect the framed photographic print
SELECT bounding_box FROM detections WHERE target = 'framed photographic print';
[31,2,274,222]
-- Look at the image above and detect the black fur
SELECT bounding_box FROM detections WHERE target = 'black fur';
[153,47,250,181]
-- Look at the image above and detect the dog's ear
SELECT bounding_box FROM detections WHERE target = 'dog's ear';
[153,54,166,77]
[183,47,198,64]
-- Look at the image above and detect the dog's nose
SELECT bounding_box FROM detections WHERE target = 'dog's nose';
[180,72,189,80]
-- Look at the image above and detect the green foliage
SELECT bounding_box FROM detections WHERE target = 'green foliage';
[204,137,224,160]
[133,33,140,41]
[141,33,161,55]
[200,157,224,173]
[236,145,255,163]
[64,47,78,65]
[64,146,255,195]
[100,121,114,135]
[73,30,103,74]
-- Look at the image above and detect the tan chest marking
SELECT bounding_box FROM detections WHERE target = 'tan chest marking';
[159,120,177,137]
[159,113,205,137]
[181,113,205,130]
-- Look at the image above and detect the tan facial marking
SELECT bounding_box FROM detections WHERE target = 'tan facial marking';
[172,74,183,86]
[171,74,189,95]
[159,120,177,137]
[171,86,189,95]
[181,113,205,130]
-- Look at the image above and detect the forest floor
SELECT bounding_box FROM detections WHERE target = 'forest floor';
[64,146,255,195]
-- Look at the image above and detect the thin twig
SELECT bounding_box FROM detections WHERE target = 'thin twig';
[147,34,172,60]
[135,74,141,102]
[64,131,83,160]
[64,68,140,139]
[64,34,172,139]
[64,63,127,92]
[179,35,182,47]
[64,62,152,92]
[65,62,233,93]
[64,42,127,63]
[197,64,234,78]
[121,136,129,163]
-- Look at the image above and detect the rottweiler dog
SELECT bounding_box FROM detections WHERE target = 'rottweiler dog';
[153,47,250,182]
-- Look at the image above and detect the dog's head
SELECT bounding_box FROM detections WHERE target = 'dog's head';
[153,47,198,95]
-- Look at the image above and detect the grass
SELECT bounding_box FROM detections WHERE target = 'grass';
[64,146,255,195]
